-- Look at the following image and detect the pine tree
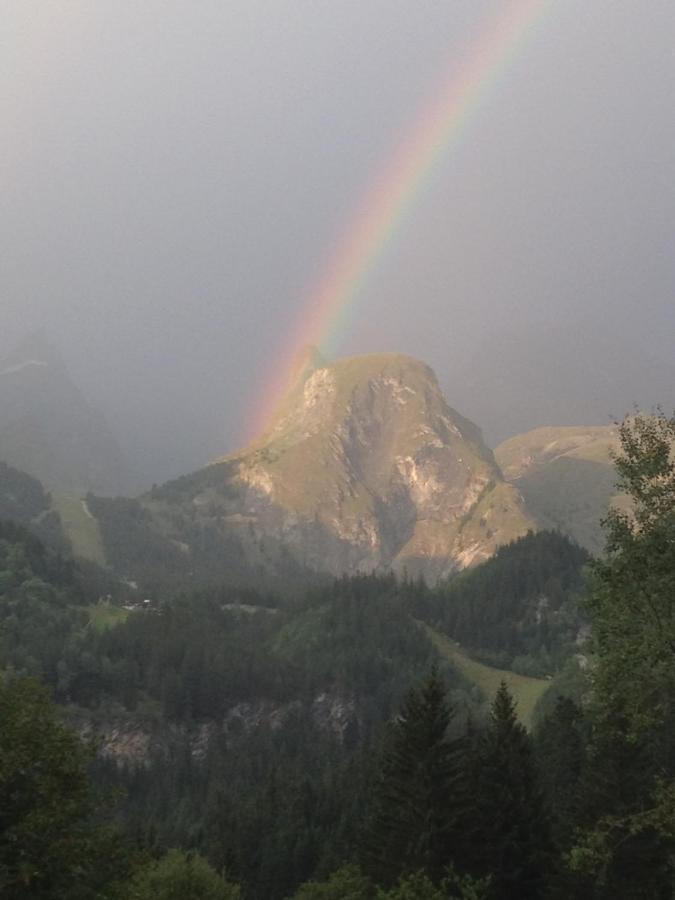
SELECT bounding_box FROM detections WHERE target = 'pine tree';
[363,667,468,886]
[469,682,552,900]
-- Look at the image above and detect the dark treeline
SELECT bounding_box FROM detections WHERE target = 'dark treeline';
[2,413,675,898]
[413,530,589,676]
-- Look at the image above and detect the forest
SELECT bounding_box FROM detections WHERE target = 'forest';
[2,413,675,898]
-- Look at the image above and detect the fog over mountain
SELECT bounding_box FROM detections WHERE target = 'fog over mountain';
[3,1,674,485]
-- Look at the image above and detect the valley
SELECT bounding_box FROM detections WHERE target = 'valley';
[3,3,674,893]
[0,344,671,899]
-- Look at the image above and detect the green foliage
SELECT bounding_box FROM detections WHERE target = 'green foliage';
[89,602,131,633]
[363,668,469,886]
[88,486,311,596]
[87,579,465,898]
[274,576,440,716]
[0,522,88,686]
[376,868,489,899]
[423,625,548,729]
[86,495,190,591]
[587,413,675,738]
[0,461,51,524]
[467,682,553,899]
[290,864,374,899]
[570,412,675,897]
[149,461,241,504]
[530,655,589,728]
[10,496,663,900]
[534,697,586,852]
[416,531,589,675]
[123,849,240,899]
[0,677,127,898]
[290,865,490,900]
[0,462,70,553]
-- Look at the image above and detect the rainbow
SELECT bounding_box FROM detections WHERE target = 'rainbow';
[248,0,552,441]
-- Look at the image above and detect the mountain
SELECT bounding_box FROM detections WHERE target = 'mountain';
[90,352,534,586]
[450,318,675,447]
[0,334,130,496]
[0,460,69,552]
[495,425,623,554]
[229,352,537,576]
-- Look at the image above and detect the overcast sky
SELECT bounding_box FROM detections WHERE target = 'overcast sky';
[3,0,674,485]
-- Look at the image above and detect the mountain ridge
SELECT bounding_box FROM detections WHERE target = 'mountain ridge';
[90,351,535,586]
[0,334,131,496]
[495,424,623,553]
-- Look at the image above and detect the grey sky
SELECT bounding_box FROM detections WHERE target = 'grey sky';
[2,1,674,485]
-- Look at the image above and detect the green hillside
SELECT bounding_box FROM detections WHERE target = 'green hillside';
[422,624,549,728]
[53,494,106,566]
[0,460,69,551]
[88,603,130,633]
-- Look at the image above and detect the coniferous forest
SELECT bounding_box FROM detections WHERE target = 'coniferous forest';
[2,413,675,898]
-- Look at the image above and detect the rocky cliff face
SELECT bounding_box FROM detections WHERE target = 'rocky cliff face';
[135,352,534,582]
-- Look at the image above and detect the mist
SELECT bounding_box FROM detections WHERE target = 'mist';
[3,0,674,487]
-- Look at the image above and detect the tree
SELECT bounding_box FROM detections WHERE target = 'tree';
[123,849,241,900]
[588,412,675,739]
[469,682,552,899]
[570,412,675,897]
[363,667,468,886]
[0,677,127,899]
[290,864,374,899]
[290,864,489,900]
[535,696,586,849]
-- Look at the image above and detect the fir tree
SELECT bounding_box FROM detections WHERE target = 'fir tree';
[535,696,586,850]
[363,667,468,886]
[469,682,552,899]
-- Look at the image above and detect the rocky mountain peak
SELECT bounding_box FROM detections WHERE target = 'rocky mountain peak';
[132,352,532,582]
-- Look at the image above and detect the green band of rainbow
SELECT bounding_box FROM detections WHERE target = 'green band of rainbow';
[248,0,552,442]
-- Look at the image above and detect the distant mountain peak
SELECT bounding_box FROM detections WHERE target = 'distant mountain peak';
[0,334,131,495]
[0,359,50,378]
[2,330,65,371]
[495,425,622,554]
